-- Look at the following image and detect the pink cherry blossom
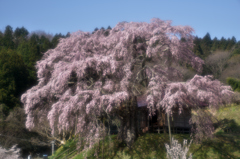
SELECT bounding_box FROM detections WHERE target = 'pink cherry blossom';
[21,18,232,146]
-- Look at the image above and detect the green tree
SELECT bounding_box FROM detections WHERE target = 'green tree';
[39,35,52,53]
[17,41,30,64]
[13,27,29,39]
[51,33,65,48]
[211,37,219,51]
[66,32,71,37]
[17,40,38,86]
[92,27,99,34]
[3,25,14,49]
[0,31,3,50]
[226,36,237,50]
[232,48,240,56]
[0,49,29,112]
[201,32,212,56]
[13,27,29,48]
[193,36,204,58]
[227,77,240,92]
[219,37,228,50]
[28,34,41,62]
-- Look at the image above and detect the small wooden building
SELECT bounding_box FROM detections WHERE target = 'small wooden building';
[137,95,191,134]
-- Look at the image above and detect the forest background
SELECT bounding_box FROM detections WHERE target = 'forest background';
[0,25,240,157]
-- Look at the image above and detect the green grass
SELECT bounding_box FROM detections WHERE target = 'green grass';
[71,133,191,159]
[216,104,240,126]
[49,104,240,159]
[189,104,240,159]
[48,138,78,159]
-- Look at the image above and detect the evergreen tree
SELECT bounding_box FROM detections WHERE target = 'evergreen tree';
[13,27,29,39]
[28,34,40,62]
[0,31,3,50]
[13,27,29,48]
[201,33,212,56]
[39,35,52,53]
[219,37,228,50]
[3,25,14,49]
[211,37,219,51]
[17,41,30,64]
[0,49,29,112]
[66,32,71,38]
[226,36,237,50]
[17,34,43,87]
[51,33,65,48]
[92,27,99,34]
[193,36,203,58]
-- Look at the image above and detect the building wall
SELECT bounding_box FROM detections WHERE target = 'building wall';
[165,110,191,128]
[137,107,192,133]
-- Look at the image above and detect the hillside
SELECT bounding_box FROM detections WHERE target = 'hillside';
[49,104,240,159]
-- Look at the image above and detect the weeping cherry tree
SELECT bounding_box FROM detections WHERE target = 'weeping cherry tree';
[21,18,233,148]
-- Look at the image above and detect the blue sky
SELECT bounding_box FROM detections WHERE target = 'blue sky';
[0,0,240,41]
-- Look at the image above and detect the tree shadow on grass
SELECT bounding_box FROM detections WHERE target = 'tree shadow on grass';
[192,119,240,159]
[85,133,171,159]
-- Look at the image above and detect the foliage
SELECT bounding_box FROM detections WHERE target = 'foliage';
[200,33,212,57]
[51,33,66,48]
[231,48,240,56]
[0,49,29,111]
[193,37,203,58]
[0,25,66,157]
[70,133,172,159]
[216,104,240,127]
[13,27,29,39]
[0,25,66,112]
[190,104,240,158]
[49,138,78,159]
[55,104,240,159]
[192,33,237,59]
[2,25,15,50]
[70,132,240,159]
[195,37,240,83]
[13,27,29,48]
[227,77,240,92]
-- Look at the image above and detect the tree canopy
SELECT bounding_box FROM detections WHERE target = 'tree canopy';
[0,24,73,157]
[21,18,233,147]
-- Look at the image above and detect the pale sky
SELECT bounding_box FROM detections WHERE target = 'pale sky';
[0,0,239,40]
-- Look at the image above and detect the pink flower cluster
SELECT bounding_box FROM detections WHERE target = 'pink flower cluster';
[21,18,232,145]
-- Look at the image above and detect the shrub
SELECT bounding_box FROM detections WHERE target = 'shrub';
[165,137,192,159]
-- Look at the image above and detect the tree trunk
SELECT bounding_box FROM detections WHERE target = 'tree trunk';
[118,96,138,149]
[167,112,172,145]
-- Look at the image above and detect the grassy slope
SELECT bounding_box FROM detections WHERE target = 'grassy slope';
[50,104,240,159]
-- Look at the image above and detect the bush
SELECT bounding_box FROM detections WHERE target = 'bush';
[227,77,240,92]
[165,137,192,159]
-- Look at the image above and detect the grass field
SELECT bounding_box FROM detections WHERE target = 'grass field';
[49,104,240,159]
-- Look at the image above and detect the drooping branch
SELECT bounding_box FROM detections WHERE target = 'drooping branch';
[21,18,230,147]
